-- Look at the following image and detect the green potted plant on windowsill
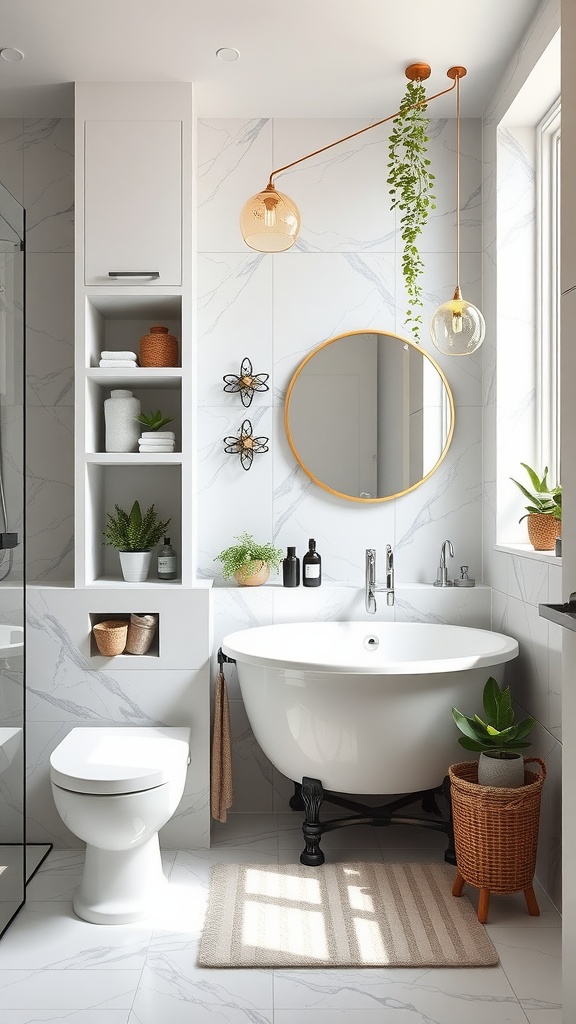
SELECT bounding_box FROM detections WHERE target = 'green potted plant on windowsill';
[103,500,171,582]
[215,532,283,586]
[510,463,561,551]
[452,676,537,788]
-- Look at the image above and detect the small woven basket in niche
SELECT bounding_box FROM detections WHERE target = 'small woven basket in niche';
[92,619,128,656]
[448,758,546,894]
[125,613,158,655]
[138,325,179,367]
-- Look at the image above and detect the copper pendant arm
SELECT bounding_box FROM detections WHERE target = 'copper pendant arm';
[267,76,458,187]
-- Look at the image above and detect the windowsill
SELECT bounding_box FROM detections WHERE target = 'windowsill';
[495,543,562,565]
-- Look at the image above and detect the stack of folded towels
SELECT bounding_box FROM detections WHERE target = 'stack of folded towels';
[138,431,176,454]
[99,350,139,368]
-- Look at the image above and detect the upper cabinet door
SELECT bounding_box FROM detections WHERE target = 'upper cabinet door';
[84,120,182,286]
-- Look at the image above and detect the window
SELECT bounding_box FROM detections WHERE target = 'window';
[537,99,561,485]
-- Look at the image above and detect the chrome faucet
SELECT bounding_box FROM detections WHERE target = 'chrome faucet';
[365,545,395,614]
[433,539,454,587]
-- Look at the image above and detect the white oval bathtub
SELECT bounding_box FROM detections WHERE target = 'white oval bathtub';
[222,621,519,795]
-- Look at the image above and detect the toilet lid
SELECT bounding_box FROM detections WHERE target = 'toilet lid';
[49,727,191,795]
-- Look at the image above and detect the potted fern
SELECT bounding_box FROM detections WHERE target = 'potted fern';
[215,532,283,586]
[452,677,537,788]
[510,463,561,550]
[103,500,171,582]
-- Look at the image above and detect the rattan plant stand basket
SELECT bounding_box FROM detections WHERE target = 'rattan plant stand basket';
[449,758,546,923]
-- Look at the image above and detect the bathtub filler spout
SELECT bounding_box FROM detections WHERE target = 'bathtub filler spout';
[365,545,394,613]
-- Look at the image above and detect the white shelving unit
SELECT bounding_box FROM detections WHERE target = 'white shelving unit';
[74,83,195,588]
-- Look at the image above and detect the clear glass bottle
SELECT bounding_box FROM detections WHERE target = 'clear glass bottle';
[157,536,177,580]
[303,538,321,587]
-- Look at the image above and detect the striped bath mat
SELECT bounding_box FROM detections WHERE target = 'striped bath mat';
[198,861,498,968]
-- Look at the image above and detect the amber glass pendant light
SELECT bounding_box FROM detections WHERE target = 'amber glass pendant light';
[239,183,301,253]
[431,67,485,355]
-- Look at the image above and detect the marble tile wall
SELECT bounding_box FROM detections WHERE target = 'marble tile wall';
[482,0,562,910]
[0,117,75,583]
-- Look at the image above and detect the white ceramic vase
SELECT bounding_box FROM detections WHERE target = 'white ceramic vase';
[104,390,141,453]
[118,550,152,583]
[478,750,525,788]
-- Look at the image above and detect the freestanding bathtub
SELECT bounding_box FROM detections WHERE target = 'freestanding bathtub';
[222,621,519,796]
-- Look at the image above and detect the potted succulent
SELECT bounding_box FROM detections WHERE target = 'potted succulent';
[452,677,537,788]
[103,500,171,582]
[215,532,283,586]
[137,409,174,432]
[136,409,176,454]
[510,463,561,551]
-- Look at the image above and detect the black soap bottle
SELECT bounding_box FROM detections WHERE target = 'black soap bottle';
[303,538,321,587]
[282,547,300,587]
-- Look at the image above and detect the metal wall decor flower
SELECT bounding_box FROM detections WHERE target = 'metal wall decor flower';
[223,419,269,471]
[222,357,269,408]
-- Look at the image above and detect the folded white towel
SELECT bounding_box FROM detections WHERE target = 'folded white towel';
[99,359,138,367]
[140,431,176,440]
[100,351,138,361]
[139,444,175,453]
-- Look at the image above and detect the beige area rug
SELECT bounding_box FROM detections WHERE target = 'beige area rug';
[197,861,499,968]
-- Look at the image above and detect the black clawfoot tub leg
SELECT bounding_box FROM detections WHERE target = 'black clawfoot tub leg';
[300,776,325,866]
[289,781,305,811]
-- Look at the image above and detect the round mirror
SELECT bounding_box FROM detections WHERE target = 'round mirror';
[285,330,455,502]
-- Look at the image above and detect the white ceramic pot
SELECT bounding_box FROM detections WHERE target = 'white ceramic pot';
[118,550,152,583]
[478,750,525,788]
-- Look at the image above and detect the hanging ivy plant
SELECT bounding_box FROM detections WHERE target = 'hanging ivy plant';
[387,78,436,341]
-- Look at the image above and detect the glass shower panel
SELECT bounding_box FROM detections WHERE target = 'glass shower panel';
[0,181,25,936]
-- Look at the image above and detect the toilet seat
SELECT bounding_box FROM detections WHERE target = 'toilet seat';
[50,726,190,795]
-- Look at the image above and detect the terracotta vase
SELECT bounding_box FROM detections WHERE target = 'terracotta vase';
[233,561,270,586]
[526,513,561,551]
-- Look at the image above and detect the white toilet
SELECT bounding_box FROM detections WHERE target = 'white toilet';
[50,726,190,924]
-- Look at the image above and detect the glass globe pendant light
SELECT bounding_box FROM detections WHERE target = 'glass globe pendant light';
[239,182,301,253]
[431,67,485,355]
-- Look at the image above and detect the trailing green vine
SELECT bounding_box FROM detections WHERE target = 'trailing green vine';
[387,78,436,341]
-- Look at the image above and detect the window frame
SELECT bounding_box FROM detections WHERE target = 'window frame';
[537,98,561,486]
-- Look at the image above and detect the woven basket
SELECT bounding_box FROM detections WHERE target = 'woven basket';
[125,613,158,655]
[92,619,128,656]
[139,325,179,367]
[449,758,546,894]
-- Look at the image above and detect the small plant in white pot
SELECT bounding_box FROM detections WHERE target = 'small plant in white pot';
[215,532,283,586]
[103,501,171,582]
[452,677,537,788]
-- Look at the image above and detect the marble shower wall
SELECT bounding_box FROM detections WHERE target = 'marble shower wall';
[0,117,75,582]
[482,0,562,910]
[199,115,485,810]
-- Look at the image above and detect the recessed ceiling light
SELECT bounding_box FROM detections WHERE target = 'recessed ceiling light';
[216,47,240,62]
[0,47,24,63]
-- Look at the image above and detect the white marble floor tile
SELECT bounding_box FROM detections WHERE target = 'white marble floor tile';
[26,850,85,901]
[0,903,153,970]
[488,927,562,1014]
[129,963,273,1023]
[0,1012,130,1024]
[0,970,141,1009]
[272,966,529,1020]
[521,1011,562,1024]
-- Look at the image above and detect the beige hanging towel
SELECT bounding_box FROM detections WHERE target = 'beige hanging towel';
[211,668,233,822]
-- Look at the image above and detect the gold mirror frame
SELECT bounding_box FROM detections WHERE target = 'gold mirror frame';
[284,329,455,503]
